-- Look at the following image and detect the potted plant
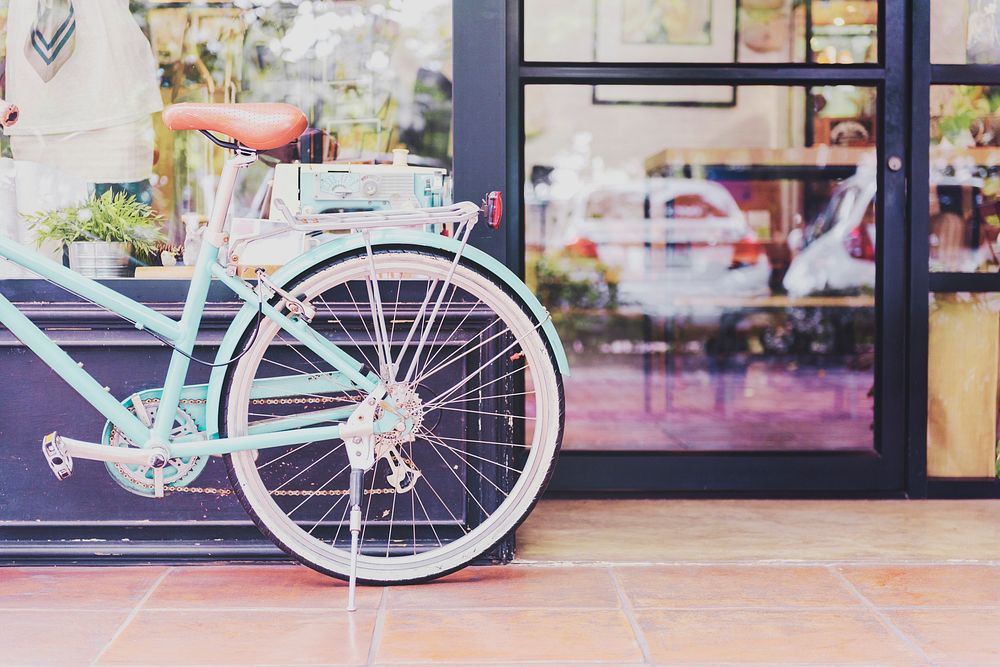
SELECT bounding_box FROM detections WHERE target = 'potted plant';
[24,191,164,278]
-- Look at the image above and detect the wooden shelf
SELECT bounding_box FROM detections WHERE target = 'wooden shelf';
[644,146,876,173]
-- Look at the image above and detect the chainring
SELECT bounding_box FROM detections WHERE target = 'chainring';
[104,401,208,497]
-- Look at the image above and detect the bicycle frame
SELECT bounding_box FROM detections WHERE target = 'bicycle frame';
[0,152,390,458]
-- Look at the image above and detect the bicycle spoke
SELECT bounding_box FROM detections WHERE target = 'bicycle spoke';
[418,471,468,533]
[427,405,537,421]
[412,481,443,548]
[428,390,535,409]
[426,433,534,449]
[273,443,343,492]
[363,235,395,378]
[287,461,351,516]
[411,283,459,379]
[391,277,439,376]
[425,320,545,409]
[344,279,383,374]
[275,332,328,380]
[409,440,418,555]
[316,293,379,372]
[417,433,522,473]
[425,437,492,517]
[309,490,350,536]
[411,296,482,379]
[257,440,319,470]
[424,365,528,411]
[413,316,502,384]
[385,486,398,558]
[329,492,353,542]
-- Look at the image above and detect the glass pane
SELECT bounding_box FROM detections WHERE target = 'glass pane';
[524,0,878,65]
[929,85,1000,273]
[931,0,1000,64]
[0,0,452,279]
[525,84,877,452]
[928,293,1000,479]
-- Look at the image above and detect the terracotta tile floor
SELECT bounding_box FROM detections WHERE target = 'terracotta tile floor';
[2,499,1000,666]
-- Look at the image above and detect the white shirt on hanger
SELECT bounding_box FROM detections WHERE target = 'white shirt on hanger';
[3,0,163,136]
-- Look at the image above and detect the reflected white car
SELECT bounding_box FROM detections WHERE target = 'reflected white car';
[783,173,878,297]
[567,178,770,315]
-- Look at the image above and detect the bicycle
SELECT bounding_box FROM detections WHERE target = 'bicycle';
[0,103,567,610]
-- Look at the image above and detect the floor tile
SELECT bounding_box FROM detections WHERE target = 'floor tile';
[635,608,925,665]
[0,610,128,666]
[386,565,618,609]
[0,566,167,610]
[375,609,643,664]
[144,565,381,609]
[97,609,376,666]
[838,565,1000,607]
[616,565,861,609]
[884,609,1000,665]
[517,499,1000,562]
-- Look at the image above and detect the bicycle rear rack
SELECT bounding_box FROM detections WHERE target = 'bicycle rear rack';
[273,199,481,233]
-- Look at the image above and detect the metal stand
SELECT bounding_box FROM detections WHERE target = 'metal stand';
[347,467,363,612]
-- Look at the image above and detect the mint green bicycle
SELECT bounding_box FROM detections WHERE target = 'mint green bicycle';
[1,103,567,607]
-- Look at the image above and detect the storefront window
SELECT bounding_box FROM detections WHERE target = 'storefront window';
[929,85,1000,273]
[931,0,1000,65]
[525,84,877,451]
[523,0,879,65]
[0,0,452,279]
[928,293,1000,479]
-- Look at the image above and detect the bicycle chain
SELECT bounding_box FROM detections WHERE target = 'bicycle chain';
[110,396,395,497]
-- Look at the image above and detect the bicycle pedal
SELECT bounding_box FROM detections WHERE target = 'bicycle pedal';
[41,432,73,481]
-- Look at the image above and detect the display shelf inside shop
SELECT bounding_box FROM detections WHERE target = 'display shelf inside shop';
[645,146,1000,176]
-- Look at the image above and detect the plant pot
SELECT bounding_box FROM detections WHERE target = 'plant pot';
[68,241,132,278]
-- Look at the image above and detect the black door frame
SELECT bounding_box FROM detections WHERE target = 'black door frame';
[499,0,918,494]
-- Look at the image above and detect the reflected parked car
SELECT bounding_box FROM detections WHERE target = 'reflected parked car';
[566,178,770,315]
[785,170,996,296]
[783,172,877,297]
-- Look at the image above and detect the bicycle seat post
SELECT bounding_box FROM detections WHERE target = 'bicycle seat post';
[206,148,257,244]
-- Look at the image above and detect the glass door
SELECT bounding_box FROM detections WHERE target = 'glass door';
[514,0,909,492]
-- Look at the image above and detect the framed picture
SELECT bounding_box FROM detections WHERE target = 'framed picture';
[593,0,738,106]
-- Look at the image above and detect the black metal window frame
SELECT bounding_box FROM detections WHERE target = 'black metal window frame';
[500,0,927,495]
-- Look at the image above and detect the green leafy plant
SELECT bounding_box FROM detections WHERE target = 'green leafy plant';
[25,191,165,262]
[936,86,1000,144]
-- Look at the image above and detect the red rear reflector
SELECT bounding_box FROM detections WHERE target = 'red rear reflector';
[483,191,503,230]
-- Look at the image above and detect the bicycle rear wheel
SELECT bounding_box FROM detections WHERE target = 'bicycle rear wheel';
[221,248,563,583]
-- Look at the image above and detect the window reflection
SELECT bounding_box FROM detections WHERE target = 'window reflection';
[931,0,1000,65]
[526,84,877,452]
[524,0,879,65]
[929,85,1000,273]
[928,293,1000,479]
[0,0,452,278]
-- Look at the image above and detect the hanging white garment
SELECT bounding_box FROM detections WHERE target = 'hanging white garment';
[9,115,156,183]
[4,0,163,136]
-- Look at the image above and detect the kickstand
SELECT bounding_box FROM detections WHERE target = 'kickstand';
[347,467,364,612]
